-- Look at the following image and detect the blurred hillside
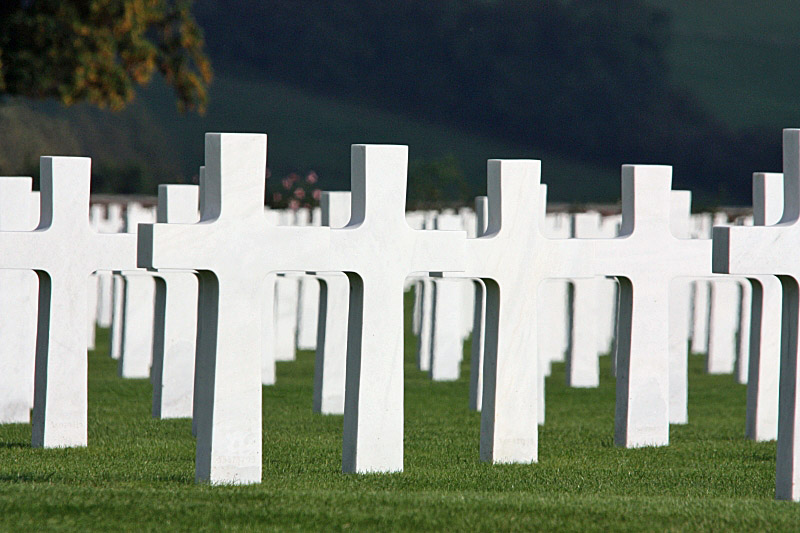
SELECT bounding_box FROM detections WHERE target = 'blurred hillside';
[0,0,795,206]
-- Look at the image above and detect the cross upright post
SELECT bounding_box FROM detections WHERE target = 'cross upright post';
[454,160,594,463]
[0,178,39,423]
[151,184,200,419]
[0,157,138,447]
[595,165,710,448]
[745,172,783,442]
[330,145,466,473]
[138,133,330,484]
[713,129,800,500]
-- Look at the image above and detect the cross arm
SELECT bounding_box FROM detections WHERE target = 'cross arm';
[408,227,466,275]
[138,222,216,271]
[713,225,794,276]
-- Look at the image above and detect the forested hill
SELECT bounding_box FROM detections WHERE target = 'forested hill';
[0,1,788,204]
[192,0,780,204]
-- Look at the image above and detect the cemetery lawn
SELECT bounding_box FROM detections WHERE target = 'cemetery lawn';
[0,294,798,531]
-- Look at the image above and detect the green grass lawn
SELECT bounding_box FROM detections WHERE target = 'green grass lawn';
[0,293,797,531]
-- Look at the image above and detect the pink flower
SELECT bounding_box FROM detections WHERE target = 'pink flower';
[266,168,272,179]
[312,189,321,200]
[273,192,282,202]
[294,188,306,199]
[287,172,300,184]
[306,171,318,184]
[288,199,300,210]
[282,178,292,190]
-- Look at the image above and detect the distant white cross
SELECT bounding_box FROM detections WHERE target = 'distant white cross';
[151,184,200,419]
[313,191,351,415]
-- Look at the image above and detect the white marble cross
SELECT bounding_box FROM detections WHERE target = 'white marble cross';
[469,196,489,412]
[429,212,466,381]
[261,209,279,386]
[566,212,603,388]
[273,210,301,363]
[329,145,465,473]
[414,211,438,372]
[0,158,138,447]
[296,208,321,351]
[713,129,800,500]
[0,178,39,423]
[92,203,123,329]
[151,184,200,419]
[138,133,330,484]
[745,172,783,442]
[668,190,694,425]
[595,165,710,448]
[538,213,571,371]
[117,204,157,379]
[707,277,740,374]
[313,191,351,415]
[461,160,592,464]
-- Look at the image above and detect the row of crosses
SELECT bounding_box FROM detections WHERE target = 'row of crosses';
[9,131,800,501]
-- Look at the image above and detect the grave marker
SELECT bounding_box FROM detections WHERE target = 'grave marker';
[458,161,592,463]
[713,130,800,500]
[313,191,351,415]
[330,145,465,473]
[469,196,488,411]
[0,157,138,447]
[0,178,39,423]
[745,172,783,442]
[151,184,200,419]
[138,133,330,484]
[596,165,710,448]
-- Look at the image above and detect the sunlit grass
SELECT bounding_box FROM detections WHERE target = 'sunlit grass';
[0,292,796,531]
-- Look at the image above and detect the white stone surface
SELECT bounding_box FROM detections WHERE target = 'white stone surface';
[118,273,156,378]
[430,212,466,381]
[0,178,39,423]
[295,208,320,351]
[596,165,710,449]
[151,184,200,419]
[87,274,98,350]
[668,190,693,425]
[138,133,330,484]
[566,212,602,388]
[538,213,571,370]
[707,279,740,374]
[0,158,138,447]
[460,161,591,465]
[274,274,300,362]
[109,273,124,360]
[93,203,122,328]
[261,209,280,386]
[117,203,157,378]
[712,129,800,500]
[469,196,488,412]
[414,211,438,372]
[331,145,465,474]
[736,278,752,384]
[745,172,784,442]
[313,191,351,415]
[598,215,620,358]
[690,214,712,354]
